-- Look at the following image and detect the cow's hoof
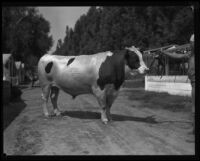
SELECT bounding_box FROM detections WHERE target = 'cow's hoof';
[56,113,61,116]
[55,111,62,116]
[53,109,62,116]
[44,112,57,118]
[102,121,108,124]
[102,118,108,124]
[44,113,50,117]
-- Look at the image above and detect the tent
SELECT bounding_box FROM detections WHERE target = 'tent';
[3,53,18,85]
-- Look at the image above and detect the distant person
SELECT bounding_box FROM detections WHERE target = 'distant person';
[26,67,38,88]
[30,72,38,87]
[161,34,195,134]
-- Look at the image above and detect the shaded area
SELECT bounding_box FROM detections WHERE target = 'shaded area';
[61,110,158,124]
[3,81,11,105]
[123,80,144,88]
[3,87,27,130]
[10,86,22,101]
[123,76,145,88]
[126,89,191,112]
[3,99,27,130]
[18,83,31,90]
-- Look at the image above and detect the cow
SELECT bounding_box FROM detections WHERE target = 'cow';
[38,46,149,124]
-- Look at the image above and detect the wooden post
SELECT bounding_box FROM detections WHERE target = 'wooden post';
[165,56,169,75]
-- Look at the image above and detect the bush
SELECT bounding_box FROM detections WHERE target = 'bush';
[3,81,11,104]
[11,86,22,101]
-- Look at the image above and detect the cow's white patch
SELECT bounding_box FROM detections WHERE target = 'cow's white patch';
[107,51,113,57]
[91,57,97,66]
[138,65,147,74]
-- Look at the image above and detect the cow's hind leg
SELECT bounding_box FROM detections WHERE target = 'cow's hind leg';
[41,85,51,117]
[50,86,61,116]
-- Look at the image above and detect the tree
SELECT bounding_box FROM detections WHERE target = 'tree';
[56,39,63,51]
[2,7,53,65]
[54,6,194,56]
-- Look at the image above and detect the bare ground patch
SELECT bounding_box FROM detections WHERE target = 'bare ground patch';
[4,87,194,155]
[13,116,43,155]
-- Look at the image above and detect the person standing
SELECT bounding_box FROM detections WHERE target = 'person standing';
[161,34,195,134]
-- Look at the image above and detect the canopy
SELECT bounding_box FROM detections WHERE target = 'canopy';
[3,53,12,65]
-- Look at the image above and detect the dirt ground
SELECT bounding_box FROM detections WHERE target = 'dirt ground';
[3,83,195,155]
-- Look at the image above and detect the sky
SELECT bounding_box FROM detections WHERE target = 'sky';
[38,7,90,54]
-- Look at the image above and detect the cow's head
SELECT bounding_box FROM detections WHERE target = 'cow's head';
[125,46,149,74]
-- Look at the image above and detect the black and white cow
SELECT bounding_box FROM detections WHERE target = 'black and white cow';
[38,46,149,124]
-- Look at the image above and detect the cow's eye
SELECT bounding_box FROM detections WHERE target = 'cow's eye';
[135,62,140,69]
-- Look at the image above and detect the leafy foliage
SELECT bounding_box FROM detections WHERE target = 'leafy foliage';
[2,7,53,65]
[54,6,193,56]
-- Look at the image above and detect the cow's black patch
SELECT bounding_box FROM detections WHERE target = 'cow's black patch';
[125,50,140,69]
[67,58,75,66]
[97,51,126,90]
[45,61,53,74]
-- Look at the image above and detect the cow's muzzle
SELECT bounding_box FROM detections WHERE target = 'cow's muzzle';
[137,65,149,74]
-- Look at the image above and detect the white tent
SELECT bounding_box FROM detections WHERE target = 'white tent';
[3,53,20,85]
[3,53,13,81]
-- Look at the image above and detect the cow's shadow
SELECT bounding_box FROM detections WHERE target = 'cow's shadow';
[60,110,158,124]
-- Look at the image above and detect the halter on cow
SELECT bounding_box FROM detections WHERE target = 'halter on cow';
[38,46,149,124]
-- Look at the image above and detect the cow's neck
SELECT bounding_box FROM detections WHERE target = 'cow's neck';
[124,64,132,76]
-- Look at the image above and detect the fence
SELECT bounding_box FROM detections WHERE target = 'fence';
[145,75,191,96]
[143,44,190,76]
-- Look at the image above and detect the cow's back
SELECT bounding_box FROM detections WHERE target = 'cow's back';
[38,52,113,95]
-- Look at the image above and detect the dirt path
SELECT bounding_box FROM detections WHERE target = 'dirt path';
[3,87,195,155]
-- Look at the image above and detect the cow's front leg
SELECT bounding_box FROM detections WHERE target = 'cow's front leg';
[97,98,109,124]
[106,107,112,122]
[50,86,61,116]
[41,85,51,117]
[101,106,109,124]
[105,100,113,122]
[92,86,109,124]
[106,86,119,121]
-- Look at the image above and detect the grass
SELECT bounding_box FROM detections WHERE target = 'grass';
[123,77,192,112]
[3,86,26,130]
[3,99,27,130]
[123,78,145,88]
[126,90,191,112]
